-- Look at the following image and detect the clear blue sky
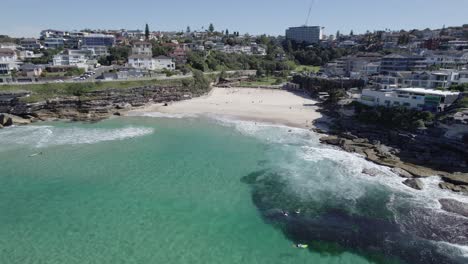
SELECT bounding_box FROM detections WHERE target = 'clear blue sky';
[2,0,468,38]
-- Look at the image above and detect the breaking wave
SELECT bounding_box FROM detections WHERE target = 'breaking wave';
[128,111,199,119]
[0,125,154,150]
[217,117,468,263]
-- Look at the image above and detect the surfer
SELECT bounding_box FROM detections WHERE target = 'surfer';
[295,244,308,249]
[28,152,43,157]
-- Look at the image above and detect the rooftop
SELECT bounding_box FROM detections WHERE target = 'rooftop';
[155,55,172,60]
[0,48,16,56]
[396,88,460,96]
[128,54,152,59]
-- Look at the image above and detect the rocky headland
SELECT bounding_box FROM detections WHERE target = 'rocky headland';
[0,86,207,126]
[314,114,468,195]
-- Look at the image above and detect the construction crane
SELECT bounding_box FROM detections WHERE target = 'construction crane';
[304,1,314,26]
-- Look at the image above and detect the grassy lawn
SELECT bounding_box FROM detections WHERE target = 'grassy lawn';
[295,65,320,73]
[0,78,190,102]
[239,77,282,87]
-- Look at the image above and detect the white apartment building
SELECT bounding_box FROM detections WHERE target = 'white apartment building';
[0,48,20,74]
[131,41,152,56]
[422,51,468,68]
[18,50,43,60]
[399,70,465,89]
[53,50,90,70]
[128,55,175,71]
[154,56,175,70]
[359,88,460,112]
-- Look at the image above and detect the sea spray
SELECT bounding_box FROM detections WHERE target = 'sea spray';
[0,124,154,151]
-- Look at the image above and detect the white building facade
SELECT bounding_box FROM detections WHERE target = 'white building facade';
[0,48,20,74]
[359,88,460,112]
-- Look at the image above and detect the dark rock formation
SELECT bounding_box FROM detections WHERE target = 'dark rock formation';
[403,179,424,190]
[439,182,468,194]
[391,168,414,178]
[317,115,468,195]
[439,199,468,218]
[0,86,206,122]
[0,113,31,126]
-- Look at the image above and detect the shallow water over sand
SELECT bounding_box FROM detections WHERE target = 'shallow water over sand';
[0,116,466,264]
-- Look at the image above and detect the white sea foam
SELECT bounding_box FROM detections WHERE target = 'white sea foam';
[0,125,154,150]
[435,241,468,258]
[215,117,468,209]
[129,111,199,119]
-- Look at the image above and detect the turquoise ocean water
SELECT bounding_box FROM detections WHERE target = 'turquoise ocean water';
[0,115,467,264]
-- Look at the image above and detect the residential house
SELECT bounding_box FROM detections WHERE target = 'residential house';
[154,56,175,71]
[20,38,42,50]
[380,54,424,73]
[127,42,175,71]
[443,40,468,50]
[0,43,18,50]
[398,70,460,89]
[458,71,468,84]
[18,50,43,60]
[251,43,267,56]
[371,69,467,89]
[0,48,20,75]
[170,46,188,64]
[19,64,45,77]
[40,29,69,39]
[53,50,91,70]
[122,30,145,40]
[421,50,468,69]
[81,34,115,57]
[131,41,152,56]
[44,38,65,49]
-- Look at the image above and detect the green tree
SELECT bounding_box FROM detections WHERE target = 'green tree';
[99,46,131,65]
[336,30,340,40]
[145,24,150,40]
[192,69,210,90]
[208,23,215,33]
[286,40,293,54]
[152,44,174,57]
[350,30,354,36]
[186,26,191,34]
[225,29,229,36]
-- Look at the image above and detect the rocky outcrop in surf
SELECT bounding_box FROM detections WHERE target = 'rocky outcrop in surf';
[318,132,468,195]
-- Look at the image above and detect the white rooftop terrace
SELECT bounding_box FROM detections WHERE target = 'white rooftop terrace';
[396,88,460,97]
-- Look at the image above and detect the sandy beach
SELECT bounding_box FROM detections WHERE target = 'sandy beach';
[133,87,323,128]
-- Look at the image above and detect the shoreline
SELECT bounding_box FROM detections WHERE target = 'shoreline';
[129,86,468,196]
[2,86,466,197]
[131,87,324,129]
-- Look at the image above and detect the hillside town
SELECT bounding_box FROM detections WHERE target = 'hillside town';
[0,23,467,121]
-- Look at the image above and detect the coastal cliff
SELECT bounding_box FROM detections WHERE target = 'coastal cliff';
[0,85,208,123]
